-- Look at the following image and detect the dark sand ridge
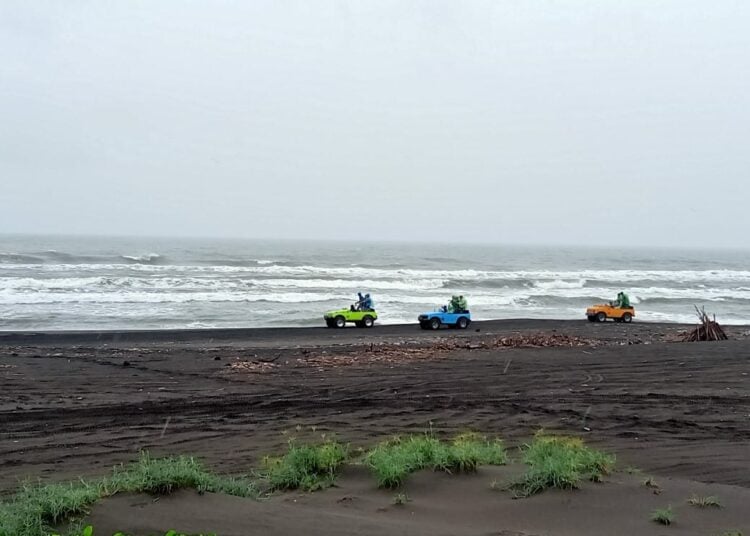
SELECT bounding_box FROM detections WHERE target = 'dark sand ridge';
[2,320,749,534]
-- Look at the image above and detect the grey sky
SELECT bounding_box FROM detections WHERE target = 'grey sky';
[1,1,748,247]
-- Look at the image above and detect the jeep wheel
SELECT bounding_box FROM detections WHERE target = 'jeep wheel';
[335,316,346,328]
[587,315,596,322]
[363,315,374,328]
[456,317,469,329]
[325,319,334,328]
[430,317,441,330]
[622,312,633,323]
[596,312,607,323]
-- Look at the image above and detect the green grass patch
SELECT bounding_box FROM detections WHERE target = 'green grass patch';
[0,481,102,536]
[510,433,615,498]
[687,494,722,508]
[263,440,349,491]
[650,506,675,525]
[446,433,509,472]
[365,433,506,488]
[0,453,256,536]
[104,453,257,497]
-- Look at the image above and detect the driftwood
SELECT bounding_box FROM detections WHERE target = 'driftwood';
[224,333,598,373]
[683,306,728,342]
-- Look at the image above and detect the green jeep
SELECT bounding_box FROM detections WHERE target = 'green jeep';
[324,307,377,328]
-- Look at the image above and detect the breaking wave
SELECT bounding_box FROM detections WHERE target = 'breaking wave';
[120,253,163,264]
[2,268,749,307]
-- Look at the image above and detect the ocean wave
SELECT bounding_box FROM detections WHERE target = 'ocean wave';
[3,274,750,305]
[0,275,446,293]
[252,278,445,291]
[3,238,750,330]
[0,290,347,305]
[0,252,46,264]
[3,264,750,327]
[6,263,750,285]
[0,249,169,266]
[2,249,291,268]
[120,253,163,264]
[442,278,529,290]
[42,251,110,264]
[193,258,292,267]
[533,279,588,290]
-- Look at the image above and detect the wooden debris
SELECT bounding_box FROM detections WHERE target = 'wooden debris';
[494,333,594,348]
[295,333,596,369]
[226,360,279,373]
[683,306,728,342]
[224,333,599,374]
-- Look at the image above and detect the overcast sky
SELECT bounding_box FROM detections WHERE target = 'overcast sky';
[1,1,748,247]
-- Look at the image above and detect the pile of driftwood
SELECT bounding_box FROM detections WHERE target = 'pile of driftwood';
[683,306,727,342]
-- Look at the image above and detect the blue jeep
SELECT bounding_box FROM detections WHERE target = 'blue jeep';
[418,310,471,330]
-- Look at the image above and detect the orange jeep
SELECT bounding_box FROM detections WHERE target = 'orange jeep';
[586,304,635,323]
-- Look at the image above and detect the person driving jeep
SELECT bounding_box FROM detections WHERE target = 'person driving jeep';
[612,291,631,308]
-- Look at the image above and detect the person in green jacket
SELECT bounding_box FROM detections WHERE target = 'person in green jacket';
[613,292,631,308]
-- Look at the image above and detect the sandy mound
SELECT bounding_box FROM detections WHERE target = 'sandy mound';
[88,466,750,536]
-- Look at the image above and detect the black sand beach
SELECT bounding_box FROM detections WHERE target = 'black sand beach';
[2,320,749,534]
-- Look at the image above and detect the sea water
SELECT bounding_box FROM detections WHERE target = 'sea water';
[1,235,749,330]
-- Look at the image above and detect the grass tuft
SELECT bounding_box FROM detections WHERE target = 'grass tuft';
[509,433,615,498]
[0,453,257,536]
[687,495,722,508]
[0,480,101,536]
[364,435,443,488]
[263,440,349,491]
[108,453,206,495]
[651,506,675,525]
[365,433,506,488]
[446,433,509,473]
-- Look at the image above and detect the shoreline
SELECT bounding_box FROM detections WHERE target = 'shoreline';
[0,318,731,346]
